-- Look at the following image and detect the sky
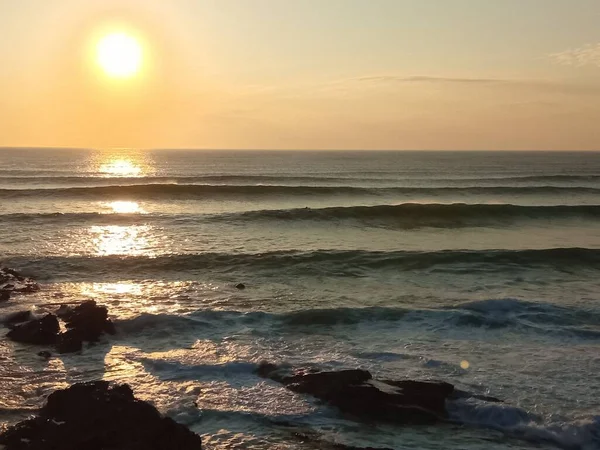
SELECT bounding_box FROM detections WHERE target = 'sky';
[1,0,599,150]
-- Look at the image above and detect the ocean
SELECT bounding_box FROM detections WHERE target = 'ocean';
[1,148,599,450]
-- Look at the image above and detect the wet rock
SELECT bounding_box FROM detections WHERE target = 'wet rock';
[0,267,40,294]
[0,381,203,450]
[258,362,454,424]
[453,389,502,403]
[60,300,116,342]
[6,314,59,345]
[56,329,83,354]
[56,304,74,319]
[323,443,393,450]
[285,428,394,450]
[3,310,33,327]
[0,290,10,302]
[37,351,52,359]
[235,283,246,290]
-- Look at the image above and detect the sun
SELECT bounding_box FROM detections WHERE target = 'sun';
[96,33,142,78]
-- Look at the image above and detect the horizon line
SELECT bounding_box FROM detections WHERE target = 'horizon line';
[1,146,599,153]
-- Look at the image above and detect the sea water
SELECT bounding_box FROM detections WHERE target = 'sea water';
[0,149,599,449]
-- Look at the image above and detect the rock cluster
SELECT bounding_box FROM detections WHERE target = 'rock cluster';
[0,267,40,301]
[0,381,203,450]
[6,300,116,354]
[258,362,460,424]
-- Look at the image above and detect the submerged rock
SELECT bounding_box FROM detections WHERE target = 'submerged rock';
[235,283,246,290]
[6,314,59,345]
[0,290,10,302]
[0,381,203,450]
[258,362,455,424]
[37,350,52,359]
[0,267,40,294]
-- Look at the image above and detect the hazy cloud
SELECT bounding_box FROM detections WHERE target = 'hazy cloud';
[352,75,504,84]
[550,43,600,68]
[330,74,600,97]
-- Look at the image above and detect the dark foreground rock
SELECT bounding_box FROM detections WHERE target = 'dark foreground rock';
[0,381,203,450]
[0,267,40,294]
[258,362,456,424]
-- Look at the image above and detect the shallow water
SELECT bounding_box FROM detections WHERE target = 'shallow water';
[1,149,599,449]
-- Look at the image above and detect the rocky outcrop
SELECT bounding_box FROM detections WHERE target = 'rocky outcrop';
[5,301,116,354]
[0,267,40,295]
[55,300,116,353]
[258,362,456,424]
[0,381,203,450]
[3,310,33,326]
[6,314,60,345]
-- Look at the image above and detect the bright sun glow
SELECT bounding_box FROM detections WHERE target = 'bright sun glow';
[108,201,143,214]
[96,33,142,78]
[99,159,143,176]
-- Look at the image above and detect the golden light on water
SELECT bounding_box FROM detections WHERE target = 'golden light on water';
[91,225,151,256]
[96,33,143,79]
[90,282,143,296]
[460,360,470,370]
[99,159,144,177]
[109,201,144,214]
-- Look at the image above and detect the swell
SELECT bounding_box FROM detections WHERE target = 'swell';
[2,184,600,200]
[113,299,600,341]
[1,174,599,185]
[0,175,369,186]
[226,203,600,226]
[5,248,600,280]
[3,204,600,228]
[447,399,600,450]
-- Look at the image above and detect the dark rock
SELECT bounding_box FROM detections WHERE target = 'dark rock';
[38,351,52,359]
[56,329,83,354]
[3,310,33,327]
[104,318,117,335]
[2,268,23,280]
[0,267,40,293]
[235,283,246,290]
[287,428,394,450]
[56,304,74,319]
[453,388,502,403]
[61,300,114,342]
[6,314,59,345]
[324,443,394,450]
[257,362,454,424]
[0,290,10,302]
[0,381,203,450]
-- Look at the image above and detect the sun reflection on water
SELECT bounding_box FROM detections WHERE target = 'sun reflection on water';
[107,201,144,214]
[90,282,143,296]
[90,151,155,178]
[91,225,152,256]
[99,159,143,177]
